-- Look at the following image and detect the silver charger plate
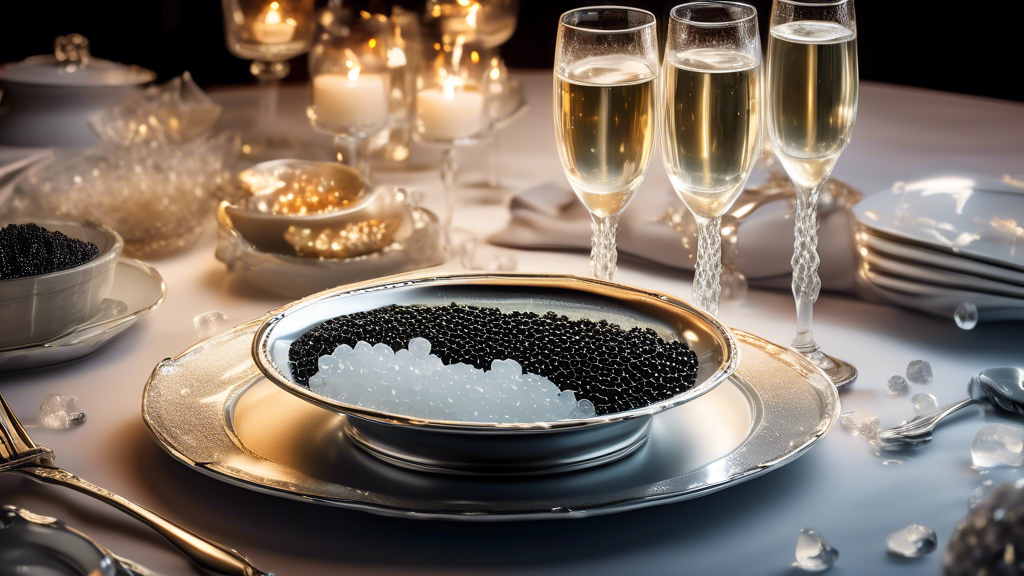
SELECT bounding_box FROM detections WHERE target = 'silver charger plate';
[0,259,166,372]
[143,320,839,521]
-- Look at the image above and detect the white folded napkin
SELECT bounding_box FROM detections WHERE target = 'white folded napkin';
[488,181,860,293]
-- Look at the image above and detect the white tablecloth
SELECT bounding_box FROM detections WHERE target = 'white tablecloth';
[2,71,1024,576]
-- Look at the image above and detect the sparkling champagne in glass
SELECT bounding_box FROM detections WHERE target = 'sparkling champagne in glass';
[766,0,859,387]
[660,2,762,316]
[553,7,659,281]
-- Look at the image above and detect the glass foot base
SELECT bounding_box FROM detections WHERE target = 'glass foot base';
[796,347,858,390]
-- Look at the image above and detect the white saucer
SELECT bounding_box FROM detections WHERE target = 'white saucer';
[860,230,1024,287]
[143,320,839,521]
[854,174,1024,272]
[0,259,165,372]
[858,266,1024,322]
[860,249,1024,299]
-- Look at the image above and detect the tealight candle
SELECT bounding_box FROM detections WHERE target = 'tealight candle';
[313,72,389,129]
[416,86,485,141]
[252,1,296,44]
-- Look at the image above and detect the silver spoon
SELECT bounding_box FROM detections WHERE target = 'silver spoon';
[877,367,1024,448]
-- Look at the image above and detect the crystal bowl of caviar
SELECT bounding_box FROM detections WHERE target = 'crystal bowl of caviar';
[252,273,739,476]
[0,219,122,349]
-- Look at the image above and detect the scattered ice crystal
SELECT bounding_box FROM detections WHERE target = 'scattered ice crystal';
[912,393,938,415]
[840,411,880,441]
[194,311,230,340]
[882,459,904,466]
[954,303,978,330]
[906,360,933,384]
[309,338,593,423]
[971,424,1024,468]
[39,394,86,429]
[886,524,937,558]
[888,375,910,396]
[794,528,838,572]
[969,480,995,509]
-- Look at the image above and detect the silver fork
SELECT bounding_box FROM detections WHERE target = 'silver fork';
[1,391,270,576]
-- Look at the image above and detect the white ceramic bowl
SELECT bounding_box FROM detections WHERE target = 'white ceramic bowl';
[0,219,123,349]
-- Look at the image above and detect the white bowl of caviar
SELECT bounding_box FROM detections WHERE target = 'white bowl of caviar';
[253,273,739,476]
[0,219,122,349]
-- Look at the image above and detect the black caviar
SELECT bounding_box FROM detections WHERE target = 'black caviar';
[288,303,699,415]
[0,223,100,280]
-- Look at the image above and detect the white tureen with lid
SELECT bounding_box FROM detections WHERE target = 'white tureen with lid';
[0,34,156,147]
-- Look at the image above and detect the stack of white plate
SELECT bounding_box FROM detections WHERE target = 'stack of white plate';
[853,174,1024,322]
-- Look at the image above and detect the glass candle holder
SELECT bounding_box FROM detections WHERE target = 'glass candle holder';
[221,0,316,138]
[307,6,404,183]
[412,33,493,250]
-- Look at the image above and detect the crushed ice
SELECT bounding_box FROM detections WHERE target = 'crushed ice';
[906,360,933,384]
[794,528,838,572]
[971,424,1024,468]
[887,375,909,397]
[309,338,595,423]
[886,524,937,558]
[39,394,86,429]
[194,311,230,340]
[912,393,938,415]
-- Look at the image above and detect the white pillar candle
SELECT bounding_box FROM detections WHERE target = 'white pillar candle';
[416,87,485,141]
[313,73,389,129]
[252,2,296,44]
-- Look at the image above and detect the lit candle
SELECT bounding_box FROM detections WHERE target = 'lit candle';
[416,79,485,141]
[313,69,389,129]
[252,2,296,44]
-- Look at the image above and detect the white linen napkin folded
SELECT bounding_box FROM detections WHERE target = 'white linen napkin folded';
[488,182,860,293]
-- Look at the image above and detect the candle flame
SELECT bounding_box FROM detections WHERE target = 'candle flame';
[441,73,463,100]
[368,38,377,48]
[470,51,479,64]
[265,2,282,25]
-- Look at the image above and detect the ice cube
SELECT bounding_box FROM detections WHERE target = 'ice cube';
[912,393,938,415]
[39,394,86,429]
[888,375,909,396]
[194,311,230,340]
[840,411,880,441]
[576,399,596,418]
[972,424,1024,468]
[794,528,838,572]
[886,524,937,558]
[906,360,933,384]
[955,302,978,330]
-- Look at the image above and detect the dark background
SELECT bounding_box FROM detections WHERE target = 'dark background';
[2,0,1022,102]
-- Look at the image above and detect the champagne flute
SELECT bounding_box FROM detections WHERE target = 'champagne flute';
[660,2,762,316]
[766,0,859,387]
[553,7,659,281]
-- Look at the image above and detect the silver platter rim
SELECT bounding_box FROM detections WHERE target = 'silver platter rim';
[142,322,840,521]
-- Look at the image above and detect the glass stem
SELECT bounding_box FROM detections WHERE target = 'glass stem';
[251,60,290,136]
[487,134,499,187]
[440,147,457,250]
[333,135,371,183]
[693,215,723,316]
[589,213,620,281]
[791,181,823,354]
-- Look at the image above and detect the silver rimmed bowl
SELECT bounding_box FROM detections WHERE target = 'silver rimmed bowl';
[252,273,739,476]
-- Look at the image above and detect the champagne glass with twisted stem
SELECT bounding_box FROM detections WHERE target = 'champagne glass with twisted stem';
[553,7,659,281]
[660,2,762,316]
[766,0,859,387]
